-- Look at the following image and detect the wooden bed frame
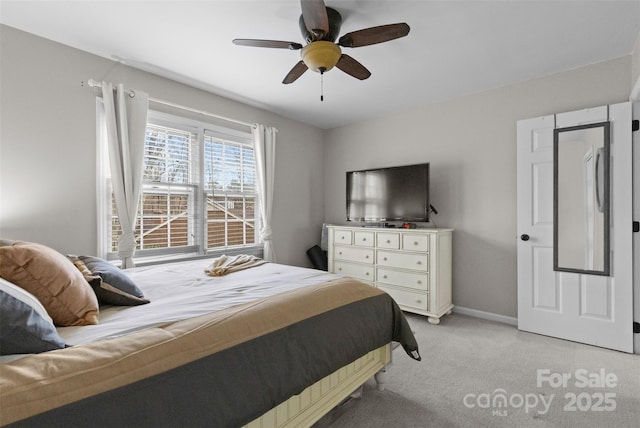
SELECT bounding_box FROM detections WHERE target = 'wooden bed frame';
[244,343,392,428]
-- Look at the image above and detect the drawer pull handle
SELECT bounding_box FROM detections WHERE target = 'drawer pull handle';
[417,280,422,285]
[339,252,343,255]
[365,272,370,276]
[338,268,342,271]
[417,261,422,265]
[386,240,391,244]
[362,238,367,241]
[383,257,388,261]
[383,275,388,279]
[416,299,422,303]
[365,255,369,259]
[414,241,419,245]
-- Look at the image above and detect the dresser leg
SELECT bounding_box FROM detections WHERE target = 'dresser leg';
[427,316,440,325]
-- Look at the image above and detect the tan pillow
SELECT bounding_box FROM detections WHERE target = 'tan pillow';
[0,241,99,326]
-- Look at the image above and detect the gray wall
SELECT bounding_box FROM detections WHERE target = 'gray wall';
[632,32,640,91]
[323,57,632,318]
[0,25,325,267]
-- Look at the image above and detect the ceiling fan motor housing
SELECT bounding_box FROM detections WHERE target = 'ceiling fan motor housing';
[301,41,342,73]
[299,7,342,43]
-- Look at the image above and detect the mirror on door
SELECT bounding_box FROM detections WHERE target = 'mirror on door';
[553,122,610,276]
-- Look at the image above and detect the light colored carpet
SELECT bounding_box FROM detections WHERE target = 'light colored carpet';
[328,313,640,428]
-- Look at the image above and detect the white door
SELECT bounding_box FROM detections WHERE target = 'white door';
[517,103,633,353]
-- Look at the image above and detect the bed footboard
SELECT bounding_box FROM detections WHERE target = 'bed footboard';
[244,343,391,428]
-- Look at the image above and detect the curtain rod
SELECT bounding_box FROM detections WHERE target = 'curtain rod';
[86,79,254,129]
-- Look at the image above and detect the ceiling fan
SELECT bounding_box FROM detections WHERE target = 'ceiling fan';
[232,0,410,85]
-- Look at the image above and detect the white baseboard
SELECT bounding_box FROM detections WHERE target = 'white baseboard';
[452,306,518,326]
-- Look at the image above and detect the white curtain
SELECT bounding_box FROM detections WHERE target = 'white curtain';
[252,124,277,262]
[102,82,149,268]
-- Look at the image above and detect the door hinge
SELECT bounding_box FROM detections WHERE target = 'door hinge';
[634,322,640,334]
[633,120,639,132]
[634,221,640,233]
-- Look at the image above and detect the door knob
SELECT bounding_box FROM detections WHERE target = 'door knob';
[520,234,530,241]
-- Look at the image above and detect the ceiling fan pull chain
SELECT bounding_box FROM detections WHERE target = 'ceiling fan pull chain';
[320,69,324,102]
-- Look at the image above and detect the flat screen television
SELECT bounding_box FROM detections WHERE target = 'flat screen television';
[346,163,430,222]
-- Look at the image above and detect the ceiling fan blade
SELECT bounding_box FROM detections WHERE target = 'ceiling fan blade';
[282,61,309,84]
[233,39,303,50]
[300,0,329,38]
[338,23,410,48]
[335,55,371,80]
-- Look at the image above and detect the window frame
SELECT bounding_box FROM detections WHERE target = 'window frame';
[97,102,262,264]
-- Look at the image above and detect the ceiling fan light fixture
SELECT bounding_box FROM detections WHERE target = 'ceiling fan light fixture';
[301,41,341,73]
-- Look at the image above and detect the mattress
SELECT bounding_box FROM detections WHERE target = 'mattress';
[57,259,348,345]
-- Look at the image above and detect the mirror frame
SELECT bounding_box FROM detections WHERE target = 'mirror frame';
[553,121,610,276]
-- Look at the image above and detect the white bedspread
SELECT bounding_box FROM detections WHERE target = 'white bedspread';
[57,260,341,346]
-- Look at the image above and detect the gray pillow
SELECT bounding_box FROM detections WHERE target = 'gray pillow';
[0,238,15,247]
[0,288,67,355]
[71,256,150,306]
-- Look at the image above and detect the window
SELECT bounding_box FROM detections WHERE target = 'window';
[98,107,260,262]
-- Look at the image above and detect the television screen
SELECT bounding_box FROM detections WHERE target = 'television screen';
[346,163,430,222]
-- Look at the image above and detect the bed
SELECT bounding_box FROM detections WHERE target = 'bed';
[0,241,420,427]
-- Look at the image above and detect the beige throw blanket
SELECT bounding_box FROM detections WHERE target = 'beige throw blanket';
[204,254,267,277]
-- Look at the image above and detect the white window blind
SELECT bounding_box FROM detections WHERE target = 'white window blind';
[144,124,194,184]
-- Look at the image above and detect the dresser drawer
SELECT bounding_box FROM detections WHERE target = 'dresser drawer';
[377,250,428,272]
[377,232,400,249]
[378,285,428,311]
[334,229,353,245]
[335,246,374,264]
[377,268,428,291]
[353,231,375,247]
[402,234,430,252]
[334,261,374,282]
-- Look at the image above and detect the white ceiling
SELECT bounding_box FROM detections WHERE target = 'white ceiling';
[1,1,639,129]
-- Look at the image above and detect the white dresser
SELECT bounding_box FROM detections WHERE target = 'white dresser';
[327,226,453,324]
